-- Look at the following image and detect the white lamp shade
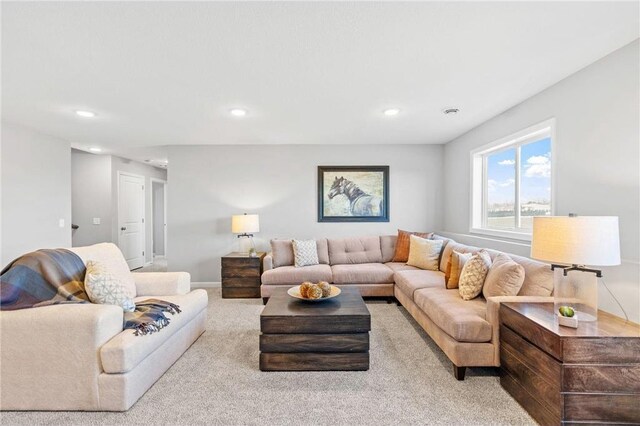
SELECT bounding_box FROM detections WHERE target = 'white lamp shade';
[531,216,620,266]
[231,214,260,234]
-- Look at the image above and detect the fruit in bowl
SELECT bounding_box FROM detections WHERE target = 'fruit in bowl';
[317,281,331,297]
[289,281,340,301]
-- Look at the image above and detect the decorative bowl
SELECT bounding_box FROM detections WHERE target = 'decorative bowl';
[287,284,341,301]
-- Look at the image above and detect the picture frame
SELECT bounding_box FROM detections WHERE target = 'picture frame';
[317,166,389,222]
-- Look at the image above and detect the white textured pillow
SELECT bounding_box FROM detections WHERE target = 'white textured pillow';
[406,235,443,271]
[70,243,136,298]
[292,239,319,267]
[458,250,492,300]
[85,260,135,312]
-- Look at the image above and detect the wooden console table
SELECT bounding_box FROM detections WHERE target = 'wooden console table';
[499,302,640,425]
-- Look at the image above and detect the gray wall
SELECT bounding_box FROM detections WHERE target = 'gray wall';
[110,156,167,263]
[152,181,165,256]
[441,40,640,322]
[167,144,443,281]
[70,152,166,264]
[1,122,72,267]
[71,149,113,247]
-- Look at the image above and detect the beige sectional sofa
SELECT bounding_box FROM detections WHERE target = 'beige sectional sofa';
[261,235,554,380]
[0,243,208,411]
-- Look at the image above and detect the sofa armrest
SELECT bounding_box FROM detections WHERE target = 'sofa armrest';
[263,253,273,272]
[0,304,123,410]
[486,295,554,365]
[132,272,191,296]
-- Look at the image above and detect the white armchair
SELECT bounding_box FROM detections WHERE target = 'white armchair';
[0,243,208,411]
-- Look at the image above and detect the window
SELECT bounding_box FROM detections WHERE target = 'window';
[470,119,554,240]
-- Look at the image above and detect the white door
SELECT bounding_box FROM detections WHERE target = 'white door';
[118,172,145,270]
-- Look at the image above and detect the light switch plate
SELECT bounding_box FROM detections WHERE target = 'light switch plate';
[58,219,65,228]
[93,217,101,225]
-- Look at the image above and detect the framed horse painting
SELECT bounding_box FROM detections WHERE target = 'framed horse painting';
[318,166,389,222]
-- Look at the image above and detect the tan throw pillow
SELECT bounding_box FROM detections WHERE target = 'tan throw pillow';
[392,229,433,263]
[446,251,472,289]
[270,240,295,268]
[85,260,135,312]
[458,250,492,300]
[483,253,525,298]
[406,235,443,271]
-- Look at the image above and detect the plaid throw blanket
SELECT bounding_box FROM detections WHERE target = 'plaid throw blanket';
[1,248,180,336]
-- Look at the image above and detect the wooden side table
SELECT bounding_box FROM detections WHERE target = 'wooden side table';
[499,302,640,425]
[221,252,266,299]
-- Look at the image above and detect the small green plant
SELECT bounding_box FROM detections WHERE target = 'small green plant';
[558,306,575,318]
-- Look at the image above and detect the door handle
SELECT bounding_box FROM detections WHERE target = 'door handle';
[121,227,127,231]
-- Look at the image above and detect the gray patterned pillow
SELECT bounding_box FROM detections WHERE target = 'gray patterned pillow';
[458,250,492,300]
[85,260,136,312]
[292,239,319,267]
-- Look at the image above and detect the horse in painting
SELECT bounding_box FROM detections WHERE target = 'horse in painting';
[327,176,383,217]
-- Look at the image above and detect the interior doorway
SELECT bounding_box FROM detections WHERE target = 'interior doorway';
[151,178,167,258]
[117,171,145,270]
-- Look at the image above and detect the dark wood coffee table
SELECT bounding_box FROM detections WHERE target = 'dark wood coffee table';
[259,286,371,371]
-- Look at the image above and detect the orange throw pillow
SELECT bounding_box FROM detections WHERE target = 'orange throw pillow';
[392,229,433,263]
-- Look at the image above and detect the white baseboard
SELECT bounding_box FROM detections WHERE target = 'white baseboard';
[192,282,221,289]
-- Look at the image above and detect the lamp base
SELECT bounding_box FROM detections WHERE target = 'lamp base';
[553,267,598,322]
[237,235,256,255]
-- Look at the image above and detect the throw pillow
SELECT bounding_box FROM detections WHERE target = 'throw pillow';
[270,239,295,268]
[84,260,135,312]
[392,229,433,263]
[292,239,319,267]
[458,250,492,300]
[406,235,443,271]
[483,253,525,298]
[70,242,137,298]
[446,250,473,289]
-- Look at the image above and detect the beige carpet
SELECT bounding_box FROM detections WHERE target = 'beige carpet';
[135,257,168,272]
[2,288,534,425]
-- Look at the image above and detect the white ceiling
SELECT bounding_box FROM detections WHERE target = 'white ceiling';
[2,1,639,164]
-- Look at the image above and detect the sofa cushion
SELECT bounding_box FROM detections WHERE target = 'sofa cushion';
[439,241,481,281]
[271,239,329,268]
[459,250,492,301]
[414,288,492,343]
[384,262,420,272]
[394,269,445,298]
[84,260,135,312]
[70,243,136,298]
[407,235,442,271]
[261,264,332,286]
[328,236,382,265]
[271,240,294,267]
[432,234,454,273]
[100,289,208,374]
[331,263,394,284]
[391,230,433,263]
[509,254,554,296]
[380,235,397,263]
[483,253,525,298]
[446,251,473,289]
[292,239,319,267]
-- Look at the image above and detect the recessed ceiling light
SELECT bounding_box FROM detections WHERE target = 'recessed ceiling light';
[88,147,102,152]
[443,108,460,115]
[230,108,247,117]
[75,110,96,118]
[383,108,400,116]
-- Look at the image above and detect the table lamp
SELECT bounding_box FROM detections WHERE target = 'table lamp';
[531,215,620,322]
[231,213,260,256]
